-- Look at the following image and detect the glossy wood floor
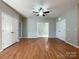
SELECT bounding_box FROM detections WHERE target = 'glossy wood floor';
[0,38,79,59]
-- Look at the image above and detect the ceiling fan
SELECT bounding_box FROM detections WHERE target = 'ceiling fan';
[33,7,50,16]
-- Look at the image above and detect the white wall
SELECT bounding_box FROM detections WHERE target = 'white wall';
[22,17,56,38]
[57,6,78,46]
[0,1,20,51]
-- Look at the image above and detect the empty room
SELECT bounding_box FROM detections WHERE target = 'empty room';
[0,0,79,59]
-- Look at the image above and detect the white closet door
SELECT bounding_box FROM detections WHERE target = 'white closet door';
[37,23,49,37]
[56,19,66,41]
[2,13,12,49]
[12,18,19,43]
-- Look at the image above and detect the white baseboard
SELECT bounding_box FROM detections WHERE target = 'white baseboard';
[0,49,3,52]
[56,38,79,48]
[65,41,79,48]
[20,36,56,39]
[20,37,79,48]
[16,39,20,42]
[20,37,38,38]
[48,36,56,38]
[0,40,19,52]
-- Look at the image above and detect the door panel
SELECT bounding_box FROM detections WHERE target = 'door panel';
[37,23,49,37]
[2,13,12,49]
[2,12,19,50]
[12,18,19,43]
[56,19,66,41]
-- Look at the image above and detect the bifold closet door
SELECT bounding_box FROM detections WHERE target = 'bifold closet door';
[37,23,49,37]
[12,18,19,43]
[56,19,66,41]
[2,13,13,49]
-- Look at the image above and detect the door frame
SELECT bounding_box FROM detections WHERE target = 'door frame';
[56,19,66,41]
[37,22,49,37]
[19,21,23,38]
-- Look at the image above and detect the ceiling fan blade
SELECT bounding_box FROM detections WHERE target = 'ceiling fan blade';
[39,7,42,11]
[36,14,39,16]
[43,14,45,16]
[43,11,49,13]
[33,11,39,13]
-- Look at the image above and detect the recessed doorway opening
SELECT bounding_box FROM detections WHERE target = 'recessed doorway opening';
[37,22,49,38]
[37,22,49,48]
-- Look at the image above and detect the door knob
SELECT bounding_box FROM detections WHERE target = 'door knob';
[11,32,14,33]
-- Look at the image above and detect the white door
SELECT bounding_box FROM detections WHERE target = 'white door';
[12,18,19,43]
[37,23,49,37]
[56,19,66,41]
[2,13,12,49]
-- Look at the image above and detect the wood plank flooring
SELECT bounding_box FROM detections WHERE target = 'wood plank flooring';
[0,38,79,59]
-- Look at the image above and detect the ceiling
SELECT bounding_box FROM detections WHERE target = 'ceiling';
[77,0,79,3]
[3,0,77,18]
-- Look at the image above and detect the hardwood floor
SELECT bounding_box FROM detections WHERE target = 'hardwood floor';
[0,38,79,59]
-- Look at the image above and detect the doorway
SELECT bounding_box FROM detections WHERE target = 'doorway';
[19,21,22,38]
[2,12,19,50]
[37,22,49,37]
[56,19,66,41]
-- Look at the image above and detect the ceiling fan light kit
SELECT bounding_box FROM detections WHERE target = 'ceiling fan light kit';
[33,7,50,16]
